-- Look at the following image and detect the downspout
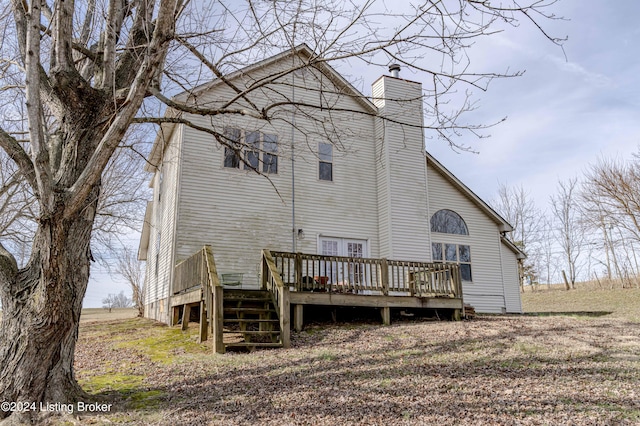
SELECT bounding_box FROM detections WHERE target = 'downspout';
[291,59,297,253]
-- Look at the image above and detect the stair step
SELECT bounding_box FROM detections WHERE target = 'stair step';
[224,307,277,314]
[224,300,275,309]
[225,342,283,349]
[223,318,279,323]
[223,330,281,335]
[224,297,273,303]
[223,290,270,298]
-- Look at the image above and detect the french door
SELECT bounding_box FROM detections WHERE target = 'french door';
[319,237,367,286]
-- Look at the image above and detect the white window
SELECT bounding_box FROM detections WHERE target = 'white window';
[223,127,278,173]
[321,240,339,256]
[319,237,367,285]
[319,237,367,258]
[318,142,333,181]
[431,242,472,282]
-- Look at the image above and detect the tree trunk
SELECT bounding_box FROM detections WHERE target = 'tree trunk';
[562,270,570,291]
[0,189,98,424]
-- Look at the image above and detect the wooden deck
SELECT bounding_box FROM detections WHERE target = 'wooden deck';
[170,246,464,353]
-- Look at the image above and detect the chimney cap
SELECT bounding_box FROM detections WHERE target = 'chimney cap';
[389,64,401,77]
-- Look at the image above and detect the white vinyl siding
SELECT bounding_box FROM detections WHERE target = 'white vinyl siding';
[427,161,510,314]
[501,241,523,313]
[142,48,521,323]
[144,127,182,322]
[172,58,380,288]
[371,76,430,261]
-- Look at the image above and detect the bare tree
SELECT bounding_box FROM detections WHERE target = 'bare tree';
[494,182,544,291]
[582,156,640,288]
[0,0,563,422]
[102,291,133,313]
[537,216,560,289]
[112,247,146,317]
[550,178,585,290]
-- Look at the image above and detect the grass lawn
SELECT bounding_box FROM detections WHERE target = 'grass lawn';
[65,288,640,425]
[522,283,640,322]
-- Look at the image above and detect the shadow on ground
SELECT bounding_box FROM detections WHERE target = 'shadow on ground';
[523,311,613,318]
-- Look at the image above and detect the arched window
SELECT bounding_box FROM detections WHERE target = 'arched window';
[430,209,468,235]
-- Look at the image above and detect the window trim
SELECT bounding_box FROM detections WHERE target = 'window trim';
[318,142,333,181]
[222,128,279,174]
[430,209,469,235]
[431,241,472,282]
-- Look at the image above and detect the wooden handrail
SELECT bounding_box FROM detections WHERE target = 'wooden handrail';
[202,245,224,354]
[261,249,290,348]
[270,251,462,299]
[173,245,224,353]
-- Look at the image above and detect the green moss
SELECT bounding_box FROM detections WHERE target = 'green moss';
[80,373,165,411]
[127,390,165,410]
[116,325,209,364]
[80,373,144,394]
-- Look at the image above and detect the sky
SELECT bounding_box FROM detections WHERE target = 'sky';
[417,0,640,209]
[83,0,640,307]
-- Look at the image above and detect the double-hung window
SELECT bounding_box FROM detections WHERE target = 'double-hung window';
[223,128,241,168]
[223,128,278,174]
[244,131,261,170]
[318,142,333,181]
[263,134,278,174]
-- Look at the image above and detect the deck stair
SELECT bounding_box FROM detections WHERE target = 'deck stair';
[172,246,461,355]
[222,289,283,351]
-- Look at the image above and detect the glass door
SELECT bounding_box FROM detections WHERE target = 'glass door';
[318,237,368,287]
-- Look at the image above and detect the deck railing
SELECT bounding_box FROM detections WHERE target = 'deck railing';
[270,251,462,298]
[260,250,290,348]
[173,245,224,353]
[173,251,204,295]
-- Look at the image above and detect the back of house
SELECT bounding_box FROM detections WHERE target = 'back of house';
[138,45,524,324]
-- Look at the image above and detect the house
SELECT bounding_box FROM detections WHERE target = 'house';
[138,44,525,327]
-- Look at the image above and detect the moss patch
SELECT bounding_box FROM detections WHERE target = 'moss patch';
[79,373,165,410]
[116,325,209,364]
[79,371,143,393]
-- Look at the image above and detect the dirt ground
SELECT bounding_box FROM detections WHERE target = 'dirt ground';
[69,297,640,426]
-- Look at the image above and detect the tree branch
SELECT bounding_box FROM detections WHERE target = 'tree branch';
[65,0,180,220]
[0,128,37,194]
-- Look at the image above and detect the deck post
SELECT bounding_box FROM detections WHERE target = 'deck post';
[295,252,303,292]
[212,285,224,354]
[293,304,304,332]
[171,306,180,326]
[198,300,208,342]
[181,303,191,331]
[380,258,389,295]
[452,308,462,321]
[260,250,268,290]
[381,306,391,325]
[280,286,291,348]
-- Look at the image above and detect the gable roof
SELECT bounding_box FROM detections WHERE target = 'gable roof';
[426,152,526,259]
[426,151,513,233]
[183,43,377,113]
[146,44,378,171]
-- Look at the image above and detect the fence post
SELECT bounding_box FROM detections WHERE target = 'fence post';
[260,250,268,290]
[295,252,303,292]
[212,285,224,354]
[381,258,389,296]
[181,304,191,331]
[198,300,208,342]
[280,285,290,348]
[409,265,416,297]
